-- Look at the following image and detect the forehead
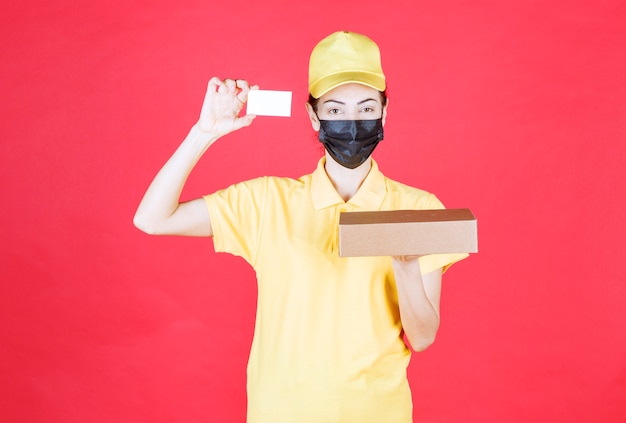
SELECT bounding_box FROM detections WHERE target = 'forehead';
[319,83,381,104]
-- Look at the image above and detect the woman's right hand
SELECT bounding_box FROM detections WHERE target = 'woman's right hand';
[197,77,258,137]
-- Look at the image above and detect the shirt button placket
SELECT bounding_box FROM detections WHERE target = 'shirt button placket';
[333,205,349,257]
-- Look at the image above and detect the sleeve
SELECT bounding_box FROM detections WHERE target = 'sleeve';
[417,193,470,275]
[203,177,267,264]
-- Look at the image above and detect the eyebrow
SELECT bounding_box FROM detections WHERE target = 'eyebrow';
[322,98,378,105]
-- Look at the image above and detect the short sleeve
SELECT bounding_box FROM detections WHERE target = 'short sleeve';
[418,253,469,275]
[416,192,470,275]
[203,177,267,264]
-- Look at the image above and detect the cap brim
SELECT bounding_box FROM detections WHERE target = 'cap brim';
[310,71,386,98]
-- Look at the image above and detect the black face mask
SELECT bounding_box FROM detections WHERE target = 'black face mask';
[318,119,384,169]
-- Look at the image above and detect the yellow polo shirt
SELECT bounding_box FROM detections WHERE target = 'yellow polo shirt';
[204,158,467,423]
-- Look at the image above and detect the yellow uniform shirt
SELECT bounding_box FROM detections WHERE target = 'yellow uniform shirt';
[204,158,467,423]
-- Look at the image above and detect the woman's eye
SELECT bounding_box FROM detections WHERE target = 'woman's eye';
[328,108,340,114]
[361,106,375,113]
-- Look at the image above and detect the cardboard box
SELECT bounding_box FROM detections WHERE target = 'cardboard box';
[338,208,478,257]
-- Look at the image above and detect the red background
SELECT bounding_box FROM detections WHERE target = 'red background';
[1,1,625,422]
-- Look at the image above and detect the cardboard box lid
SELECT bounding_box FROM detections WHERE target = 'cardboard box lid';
[339,208,476,225]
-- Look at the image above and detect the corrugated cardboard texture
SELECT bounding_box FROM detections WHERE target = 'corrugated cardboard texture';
[339,208,478,257]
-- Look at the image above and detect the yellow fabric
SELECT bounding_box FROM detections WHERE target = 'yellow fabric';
[308,31,386,98]
[204,158,467,423]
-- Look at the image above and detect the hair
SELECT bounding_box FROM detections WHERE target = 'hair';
[307,89,388,113]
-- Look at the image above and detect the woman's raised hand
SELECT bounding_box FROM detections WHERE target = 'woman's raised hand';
[133,77,259,237]
[197,77,258,136]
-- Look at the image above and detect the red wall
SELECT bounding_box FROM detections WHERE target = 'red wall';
[1,1,625,422]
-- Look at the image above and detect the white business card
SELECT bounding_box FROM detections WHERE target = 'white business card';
[246,90,292,117]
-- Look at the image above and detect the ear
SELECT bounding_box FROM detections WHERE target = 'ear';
[305,102,321,131]
[382,99,389,126]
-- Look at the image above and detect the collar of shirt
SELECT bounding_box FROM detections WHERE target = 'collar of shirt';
[310,157,386,211]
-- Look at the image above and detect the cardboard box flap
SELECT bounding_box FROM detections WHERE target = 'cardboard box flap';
[339,208,476,225]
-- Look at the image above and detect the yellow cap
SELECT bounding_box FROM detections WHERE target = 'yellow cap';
[308,31,386,99]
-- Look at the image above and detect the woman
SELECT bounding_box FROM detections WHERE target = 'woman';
[134,31,467,423]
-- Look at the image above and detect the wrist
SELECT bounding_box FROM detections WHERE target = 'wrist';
[189,123,220,146]
[392,256,423,281]
[192,122,219,137]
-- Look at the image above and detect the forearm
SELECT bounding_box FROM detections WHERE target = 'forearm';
[133,77,257,236]
[133,125,218,234]
[392,258,442,352]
